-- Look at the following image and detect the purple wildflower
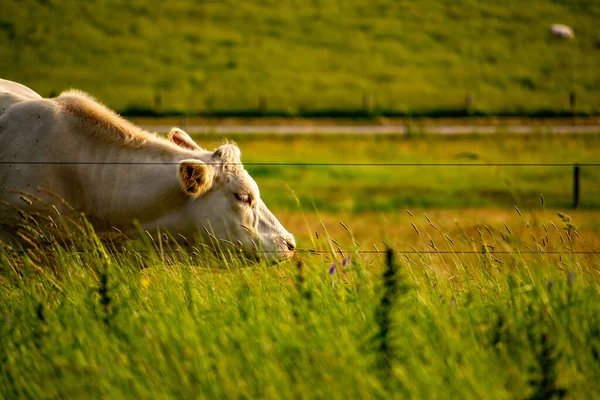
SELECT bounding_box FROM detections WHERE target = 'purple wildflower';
[342,257,350,267]
[328,263,337,275]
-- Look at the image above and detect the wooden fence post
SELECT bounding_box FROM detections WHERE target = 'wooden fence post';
[154,93,162,113]
[573,164,580,209]
[363,94,374,117]
[259,95,267,114]
[179,115,189,132]
[465,93,474,115]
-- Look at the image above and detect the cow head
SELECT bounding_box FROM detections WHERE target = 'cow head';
[168,128,296,262]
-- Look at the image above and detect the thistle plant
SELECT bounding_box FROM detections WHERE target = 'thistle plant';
[374,248,409,387]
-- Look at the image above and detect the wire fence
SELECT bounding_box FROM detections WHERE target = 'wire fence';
[1,162,598,166]
[2,161,595,208]
[1,161,599,256]
[2,249,598,256]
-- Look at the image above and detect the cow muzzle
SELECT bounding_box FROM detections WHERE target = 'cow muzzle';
[280,233,296,260]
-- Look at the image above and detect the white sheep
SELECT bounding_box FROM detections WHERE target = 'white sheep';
[550,24,574,39]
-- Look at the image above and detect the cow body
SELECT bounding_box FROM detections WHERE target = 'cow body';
[0,79,295,261]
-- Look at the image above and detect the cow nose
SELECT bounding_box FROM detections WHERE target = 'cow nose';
[284,234,296,253]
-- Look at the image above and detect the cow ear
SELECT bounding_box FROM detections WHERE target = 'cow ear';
[178,160,213,198]
[169,128,202,151]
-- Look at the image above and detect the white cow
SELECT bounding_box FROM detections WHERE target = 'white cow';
[0,79,295,262]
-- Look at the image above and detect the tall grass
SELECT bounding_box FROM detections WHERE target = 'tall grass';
[1,207,599,398]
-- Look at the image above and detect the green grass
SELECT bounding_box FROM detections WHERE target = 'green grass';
[1,0,599,116]
[194,133,600,212]
[2,208,600,398]
[2,129,600,398]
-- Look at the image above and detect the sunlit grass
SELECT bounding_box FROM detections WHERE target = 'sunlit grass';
[1,129,599,397]
[1,205,599,398]
[197,133,600,211]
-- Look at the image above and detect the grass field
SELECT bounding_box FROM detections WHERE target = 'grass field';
[1,0,599,116]
[2,207,600,398]
[2,132,600,398]
[200,133,600,211]
[3,1,600,396]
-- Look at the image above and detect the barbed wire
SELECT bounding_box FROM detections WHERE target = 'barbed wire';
[2,249,598,255]
[1,161,597,258]
[0,162,598,167]
[298,250,598,255]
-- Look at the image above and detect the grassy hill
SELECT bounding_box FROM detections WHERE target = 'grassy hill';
[1,0,599,116]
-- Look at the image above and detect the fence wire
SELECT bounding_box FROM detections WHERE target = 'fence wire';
[2,249,598,255]
[1,161,598,256]
[1,162,598,166]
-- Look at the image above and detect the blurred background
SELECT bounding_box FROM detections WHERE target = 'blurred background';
[1,0,598,117]
[1,0,599,234]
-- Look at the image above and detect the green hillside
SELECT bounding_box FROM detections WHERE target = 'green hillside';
[1,0,599,116]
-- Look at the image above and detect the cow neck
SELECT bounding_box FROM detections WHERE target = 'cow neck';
[78,137,201,231]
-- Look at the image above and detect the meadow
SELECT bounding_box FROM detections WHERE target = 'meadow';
[1,0,599,116]
[224,132,600,211]
[1,132,600,398]
[2,0,600,396]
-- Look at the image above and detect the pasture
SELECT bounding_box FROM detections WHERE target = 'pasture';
[2,132,600,398]
[1,0,599,116]
[233,132,600,211]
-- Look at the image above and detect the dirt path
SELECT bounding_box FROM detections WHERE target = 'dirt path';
[139,123,600,135]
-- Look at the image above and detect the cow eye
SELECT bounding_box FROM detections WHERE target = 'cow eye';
[235,193,251,205]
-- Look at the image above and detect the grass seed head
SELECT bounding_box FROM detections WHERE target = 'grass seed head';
[411,222,420,236]
[514,205,522,217]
